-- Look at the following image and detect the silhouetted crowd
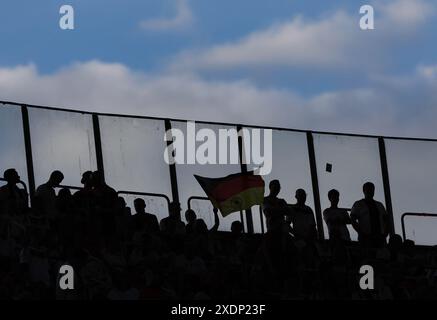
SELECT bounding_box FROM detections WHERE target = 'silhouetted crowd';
[1,168,437,300]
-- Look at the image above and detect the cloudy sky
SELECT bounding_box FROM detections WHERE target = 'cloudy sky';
[0,0,437,138]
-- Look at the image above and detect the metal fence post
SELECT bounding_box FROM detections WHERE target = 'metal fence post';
[92,114,105,180]
[21,105,36,200]
[237,125,254,234]
[306,132,324,240]
[164,120,180,216]
[378,137,395,235]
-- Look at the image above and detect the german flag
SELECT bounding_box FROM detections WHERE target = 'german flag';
[194,172,265,217]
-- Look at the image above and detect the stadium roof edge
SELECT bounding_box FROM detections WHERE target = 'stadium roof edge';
[2,99,437,142]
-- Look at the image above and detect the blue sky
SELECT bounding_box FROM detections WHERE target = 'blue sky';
[1,0,437,137]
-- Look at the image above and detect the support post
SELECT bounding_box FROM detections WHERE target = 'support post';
[306,132,324,240]
[237,125,254,234]
[21,105,36,200]
[164,120,181,217]
[92,114,105,180]
[378,137,395,235]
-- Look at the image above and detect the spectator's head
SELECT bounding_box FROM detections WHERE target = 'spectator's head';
[134,198,146,214]
[388,234,403,250]
[116,197,130,215]
[231,221,243,235]
[269,180,280,197]
[363,182,375,200]
[185,209,197,224]
[80,171,93,187]
[295,189,307,205]
[49,170,64,187]
[403,239,416,255]
[328,189,340,207]
[116,196,126,208]
[57,188,72,212]
[58,188,72,199]
[3,168,20,184]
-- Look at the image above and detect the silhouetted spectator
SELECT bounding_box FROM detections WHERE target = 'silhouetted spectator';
[185,209,197,235]
[262,180,288,233]
[323,189,351,242]
[114,197,131,241]
[56,188,73,215]
[231,220,243,236]
[388,234,403,262]
[73,171,94,210]
[160,202,185,236]
[186,207,220,235]
[351,182,389,247]
[132,198,159,234]
[289,189,317,242]
[34,170,64,219]
[0,169,28,216]
[90,171,117,209]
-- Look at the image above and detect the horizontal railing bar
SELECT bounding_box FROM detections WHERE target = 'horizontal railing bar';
[2,100,437,142]
[56,184,83,191]
[187,196,209,210]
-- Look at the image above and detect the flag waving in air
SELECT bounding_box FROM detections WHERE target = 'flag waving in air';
[194,172,265,217]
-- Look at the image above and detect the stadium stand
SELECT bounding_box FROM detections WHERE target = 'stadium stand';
[1,101,437,300]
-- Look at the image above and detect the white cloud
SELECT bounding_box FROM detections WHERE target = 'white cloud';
[417,64,437,80]
[377,0,435,29]
[173,12,361,70]
[139,0,193,32]
[171,0,434,71]
[1,60,437,139]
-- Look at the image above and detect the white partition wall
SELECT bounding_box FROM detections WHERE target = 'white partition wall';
[0,104,28,188]
[28,108,97,188]
[99,116,172,220]
[313,134,385,240]
[385,139,437,245]
[243,128,314,234]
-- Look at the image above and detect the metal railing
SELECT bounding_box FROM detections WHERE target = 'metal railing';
[55,186,171,216]
[401,212,437,241]
[57,184,83,191]
[117,190,171,212]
